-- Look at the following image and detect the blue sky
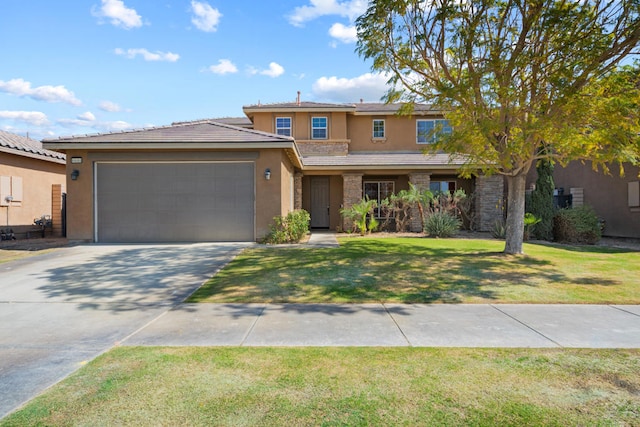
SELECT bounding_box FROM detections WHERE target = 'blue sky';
[0,0,388,140]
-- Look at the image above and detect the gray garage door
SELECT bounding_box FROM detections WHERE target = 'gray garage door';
[96,162,254,242]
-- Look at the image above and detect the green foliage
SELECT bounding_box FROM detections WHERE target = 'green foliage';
[423,189,466,237]
[491,220,506,240]
[553,206,602,245]
[528,158,555,241]
[356,0,640,254]
[264,210,310,244]
[423,211,461,238]
[523,213,542,241]
[379,183,434,232]
[340,198,378,236]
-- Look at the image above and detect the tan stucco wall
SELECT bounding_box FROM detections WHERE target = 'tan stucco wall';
[347,114,432,152]
[551,162,640,238]
[0,152,65,228]
[251,111,349,141]
[255,149,296,239]
[63,150,92,241]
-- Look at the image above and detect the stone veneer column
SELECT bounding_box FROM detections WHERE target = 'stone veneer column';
[51,184,63,237]
[409,172,431,232]
[342,173,363,232]
[475,174,505,232]
[294,172,303,210]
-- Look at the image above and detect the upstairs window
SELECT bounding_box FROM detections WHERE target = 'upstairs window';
[373,119,385,138]
[417,119,452,144]
[275,117,291,136]
[312,116,327,139]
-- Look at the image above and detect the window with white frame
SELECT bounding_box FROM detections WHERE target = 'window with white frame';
[364,181,395,218]
[276,117,291,136]
[416,119,452,144]
[311,116,327,139]
[430,180,456,194]
[373,119,385,138]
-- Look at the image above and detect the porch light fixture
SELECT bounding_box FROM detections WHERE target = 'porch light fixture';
[71,169,80,181]
[264,168,271,181]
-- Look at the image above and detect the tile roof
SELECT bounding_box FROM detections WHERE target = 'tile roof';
[0,130,66,163]
[174,117,253,128]
[353,103,440,114]
[301,152,469,169]
[243,101,356,111]
[43,120,293,144]
[243,101,442,115]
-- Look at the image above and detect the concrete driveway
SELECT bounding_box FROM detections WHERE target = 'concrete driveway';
[0,242,250,419]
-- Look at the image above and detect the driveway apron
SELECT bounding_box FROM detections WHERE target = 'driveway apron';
[0,242,249,419]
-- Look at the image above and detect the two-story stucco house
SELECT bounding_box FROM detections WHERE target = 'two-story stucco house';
[42,100,504,243]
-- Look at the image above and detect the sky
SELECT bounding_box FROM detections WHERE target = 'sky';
[0,0,389,140]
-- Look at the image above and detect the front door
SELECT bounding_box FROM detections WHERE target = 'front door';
[310,177,330,228]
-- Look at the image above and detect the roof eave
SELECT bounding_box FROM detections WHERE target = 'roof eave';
[243,107,355,114]
[300,163,468,171]
[42,141,298,151]
[0,146,66,164]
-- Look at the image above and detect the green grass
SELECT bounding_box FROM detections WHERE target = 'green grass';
[3,347,639,426]
[189,237,640,304]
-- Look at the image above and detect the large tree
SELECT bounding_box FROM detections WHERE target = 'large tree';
[356,0,640,254]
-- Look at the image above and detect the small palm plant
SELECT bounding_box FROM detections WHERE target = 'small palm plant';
[524,213,542,241]
[341,198,378,236]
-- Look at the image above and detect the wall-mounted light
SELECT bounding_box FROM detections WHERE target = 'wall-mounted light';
[264,168,271,181]
[71,170,80,181]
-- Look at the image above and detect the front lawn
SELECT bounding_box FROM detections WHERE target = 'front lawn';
[3,347,638,426]
[189,237,640,304]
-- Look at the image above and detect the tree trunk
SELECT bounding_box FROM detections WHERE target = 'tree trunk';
[504,173,527,254]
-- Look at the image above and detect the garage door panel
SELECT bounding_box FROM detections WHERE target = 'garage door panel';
[96,162,254,242]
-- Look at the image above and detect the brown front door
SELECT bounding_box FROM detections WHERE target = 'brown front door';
[310,177,330,228]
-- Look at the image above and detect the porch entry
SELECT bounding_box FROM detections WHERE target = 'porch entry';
[310,176,330,228]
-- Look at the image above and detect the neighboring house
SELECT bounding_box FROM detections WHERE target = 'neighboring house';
[528,161,640,238]
[42,100,504,243]
[0,130,66,236]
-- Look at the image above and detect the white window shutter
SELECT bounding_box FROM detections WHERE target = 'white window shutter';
[0,176,10,206]
[11,176,23,201]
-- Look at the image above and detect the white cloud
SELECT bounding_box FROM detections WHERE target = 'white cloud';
[208,59,238,75]
[57,116,133,132]
[0,111,49,126]
[329,22,357,44]
[103,120,133,131]
[288,0,367,27]
[259,62,285,78]
[78,111,96,121]
[0,78,82,106]
[99,101,121,112]
[190,1,222,32]
[115,48,180,62]
[92,0,143,29]
[312,72,390,102]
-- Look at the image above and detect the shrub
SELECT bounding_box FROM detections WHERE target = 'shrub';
[553,206,601,245]
[491,220,506,239]
[423,211,461,238]
[264,210,310,244]
[523,213,541,241]
[527,156,555,240]
[340,198,378,235]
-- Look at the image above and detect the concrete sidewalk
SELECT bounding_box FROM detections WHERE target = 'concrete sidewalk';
[123,303,640,348]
